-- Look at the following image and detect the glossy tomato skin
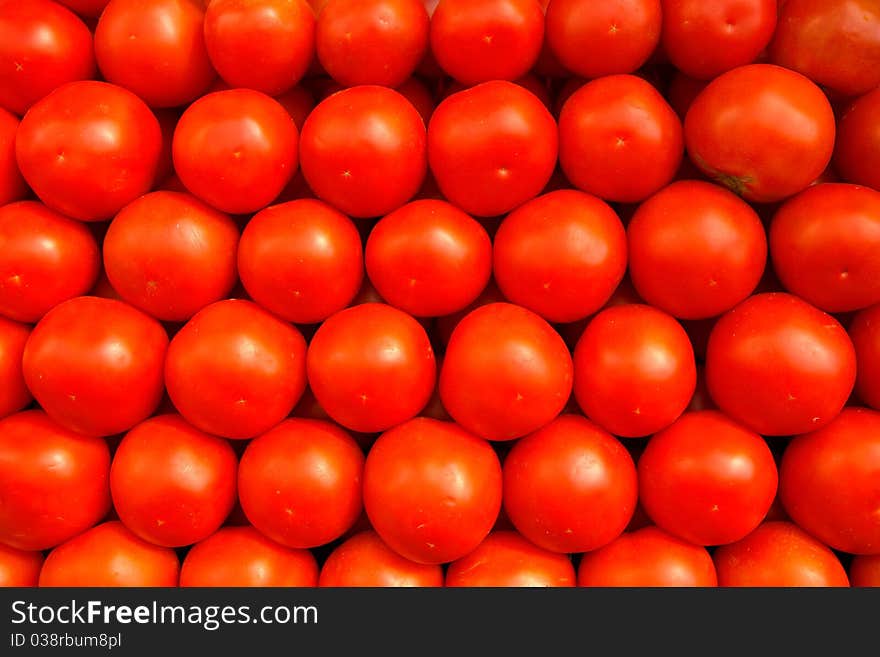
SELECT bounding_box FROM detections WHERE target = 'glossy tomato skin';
[164,299,308,440]
[446,531,576,587]
[713,521,849,586]
[850,555,880,587]
[180,526,318,587]
[39,521,180,587]
[0,201,100,323]
[684,64,836,203]
[573,304,696,438]
[0,0,96,117]
[306,303,436,433]
[428,81,557,217]
[363,417,503,564]
[0,410,110,551]
[780,407,880,555]
[319,529,444,587]
[23,296,169,437]
[834,88,880,192]
[0,109,27,205]
[627,180,767,320]
[558,75,683,204]
[0,544,43,587]
[365,199,492,318]
[705,293,856,436]
[493,190,627,323]
[0,318,31,420]
[440,302,572,441]
[578,526,718,587]
[16,81,162,222]
[850,304,880,410]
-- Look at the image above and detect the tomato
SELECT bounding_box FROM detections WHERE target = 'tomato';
[493,190,627,323]
[427,80,557,217]
[173,89,298,215]
[275,85,316,132]
[307,303,435,432]
[573,304,696,438]
[363,417,502,564]
[23,296,168,437]
[627,180,767,320]
[440,302,572,441]
[15,81,162,222]
[713,521,849,586]
[666,71,709,121]
[56,0,111,18]
[851,304,880,410]
[545,0,661,79]
[319,529,444,587]
[0,201,100,323]
[834,87,880,193]
[0,544,43,587]
[705,292,856,436]
[238,418,364,549]
[684,64,836,203]
[0,109,27,205]
[180,526,318,587]
[577,526,718,587]
[661,0,777,80]
[365,199,492,318]
[558,75,683,203]
[164,299,308,440]
[780,407,880,555]
[39,521,180,587]
[446,530,576,587]
[0,0,96,117]
[849,555,880,587]
[0,410,109,551]
[317,0,429,87]
[396,77,435,126]
[0,318,31,420]
[204,0,314,96]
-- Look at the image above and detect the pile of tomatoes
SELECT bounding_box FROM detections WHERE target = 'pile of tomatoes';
[1,0,880,588]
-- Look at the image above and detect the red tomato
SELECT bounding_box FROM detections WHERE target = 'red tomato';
[365,199,492,318]
[851,304,880,410]
[713,521,849,586]
[627,180,767,319]
[307,303,436,432]
[780,407,880,555]
[204,0,315,96]
[275,85,316,132]
[705,292,856,436]
[319,529,444,587]
[23,296,168,437]
[15,81,162,221]
[577,526,718,587]
[0,410,110,551]
[446,530,576,587]
[363,417,502,564]
[503,414,637,553]
[850,555,880,587]
[440,302,572,441]
[0,109,27,205]
[427,80,557,217]
[0,317,31,420]
[493,190,627,323]
[173,89,298,214]
[0,201,100,323]
[665,71,709,120]
[56,0,111,17]
[164,299,308,440]
[0,0,96,117]
[396,77,435,126]
[573,304,696,438]
[558,75,683,203]
[684,64,836,203]
[0,544,43,587]
[180,526,318,587]
[39,521,180,587]
[834,87,880,196]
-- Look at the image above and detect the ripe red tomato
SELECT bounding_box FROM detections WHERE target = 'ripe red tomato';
[363,417,502,564]
[428,80,557,217]
[365,199,492,318]
[39,521,180,587]
[446,530,576,587]
[0,317,31,420]
[0,544,43,587]
[0,201,100,323]
[850,303,880,410]
[180,526,319,587]
[0,109,27,205]
[577,526,718,587]
[15,81,162,221]
[684,64,836,203]
[493,190,627,323]
[319,529,444,587]
[23,296,168,437]
[573,304,696,438]
[164,299,308,439]
[849,555,880,587]
[558,74,683,203]
[627,180,767,319]
[834,87,880,198]
[665,71,709,120]
[705,292,856,436]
